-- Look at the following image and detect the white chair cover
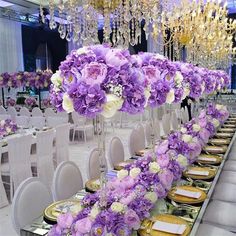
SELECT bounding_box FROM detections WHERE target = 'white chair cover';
[0,105,7,114]
[128,128,145,156]
[0,114,11,120]
[0,147,8,208]
[36,130,54,188]
[8,134,32,198]
[11,177,52,234]
[29,116,45,129]
[196,224,236,236]
[7,106,17,121]
[136,124,146,148]
[47,116,68,128]
[87,148,107,180]
[52,161,83,201]
[44,108,56,118]
[31,107,43,117]
[212,182,236,203]
[55,124,70,165]
[108,136,125,168]
[19,107,31,117]
[203,200,236,232]
[15,116,30,128]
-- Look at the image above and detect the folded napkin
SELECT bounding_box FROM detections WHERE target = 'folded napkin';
[118,162,128,167]
[198,157,217,162]
[175,189,201,199]
[152,221,186,234]
[187,170,209,176]
[106,170,117,180]
[33,228,49,235]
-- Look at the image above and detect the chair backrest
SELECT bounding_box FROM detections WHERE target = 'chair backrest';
[20,107,31,117]
[8,134,32,193]
[128,128,145,156]
[7,106,17,121]
[11,177,52,234]
[36,130,55,188]
[162,113,171,135]
[29,116,45,129]
[0,105,6,114]
[15,116,30,128]
[0,146,8,208]
[87,148,107,180]
[108,136,125,168]
[0,114,11,120]
[52,161,83,201]
[31,107,43,117]
[47,116,68,128]
[55,124,70,165]
[144,122,152,146]
[44,108,56,118]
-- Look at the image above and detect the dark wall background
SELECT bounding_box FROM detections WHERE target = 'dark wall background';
[22,25,67,72]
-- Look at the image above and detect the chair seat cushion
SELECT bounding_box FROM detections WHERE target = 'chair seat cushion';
[219,171,236,185]
[224,161,236,172]
[203,200,236,231]
[196,223,236,236]
[1,162,10,175]
[212,183,236,203]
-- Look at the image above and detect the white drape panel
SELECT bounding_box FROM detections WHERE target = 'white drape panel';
[0,18,24,73]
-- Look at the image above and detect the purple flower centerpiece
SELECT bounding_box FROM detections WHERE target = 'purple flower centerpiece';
[50,45,148,119]
[0,119,18,139]
[25,97,36,107]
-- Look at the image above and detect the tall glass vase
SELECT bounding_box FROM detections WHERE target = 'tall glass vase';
[96,115,107,209]
[149,108,156,160]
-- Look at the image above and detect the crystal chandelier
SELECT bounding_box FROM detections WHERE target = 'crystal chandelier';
[40,0,161,48]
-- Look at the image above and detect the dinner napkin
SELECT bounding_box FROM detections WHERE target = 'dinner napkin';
[175,189,201,199]
[152,221,186,234]
[118,162,128,167]
[33,228,48,235]
[106,170,117,179]
[187,170,209,176]
[198,157,217,162]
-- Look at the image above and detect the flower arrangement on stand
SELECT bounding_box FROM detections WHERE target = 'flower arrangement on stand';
[25,97,36,108]
[6,98,16,107]
[0,119,18,139]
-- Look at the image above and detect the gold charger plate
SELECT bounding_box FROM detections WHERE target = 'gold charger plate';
[139,214,191,236]
[197,154,222,165]
[135,149,151,157]
[215,132,234,139]
[203,145,228,154]
[209,138,231,146]
[85,178,100,192]
[218,128,235,133]
[167,186,207,205]
[114,160,134,170]
[183,166,216,180]
[44,199,81,223]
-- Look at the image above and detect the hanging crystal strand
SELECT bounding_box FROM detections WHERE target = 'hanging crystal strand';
[123,0,130,48]
[103,0,111,43]
[49,0,56,29]
[97,115,107,209]
[39,0,45,23]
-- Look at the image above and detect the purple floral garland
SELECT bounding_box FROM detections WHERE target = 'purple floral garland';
[0,70,53,89]
[50,45,230,118]
[48,103,229,236]
[0,119,18,139]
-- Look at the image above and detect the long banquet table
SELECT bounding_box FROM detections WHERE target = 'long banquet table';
[20,117,236,236]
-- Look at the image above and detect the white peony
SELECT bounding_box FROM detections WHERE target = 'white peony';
[183,87,190,99]
[192,124,201,132]
[117,169,128,180]
[149,162,161,174]
[212,118,220,128]
[180,127,187,133]
[111,202,125,213]
[177,154,188,167]
[62,93,74,113]
[70,204,82,216]
[130,168,141,178]
[145,192,158,203]
[166,89,175,104]
[0,120,5,126]
[182,134,193,143]
[90,205,100,219]
[174,71,183,85]
[101,94,123,119]
[51,71,63,87]
[77,47,90,55]
[216,104,223,110]
[144,87,151,107]
[201,82,205,92]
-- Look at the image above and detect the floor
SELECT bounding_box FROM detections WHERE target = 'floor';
[0,121,138,236]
